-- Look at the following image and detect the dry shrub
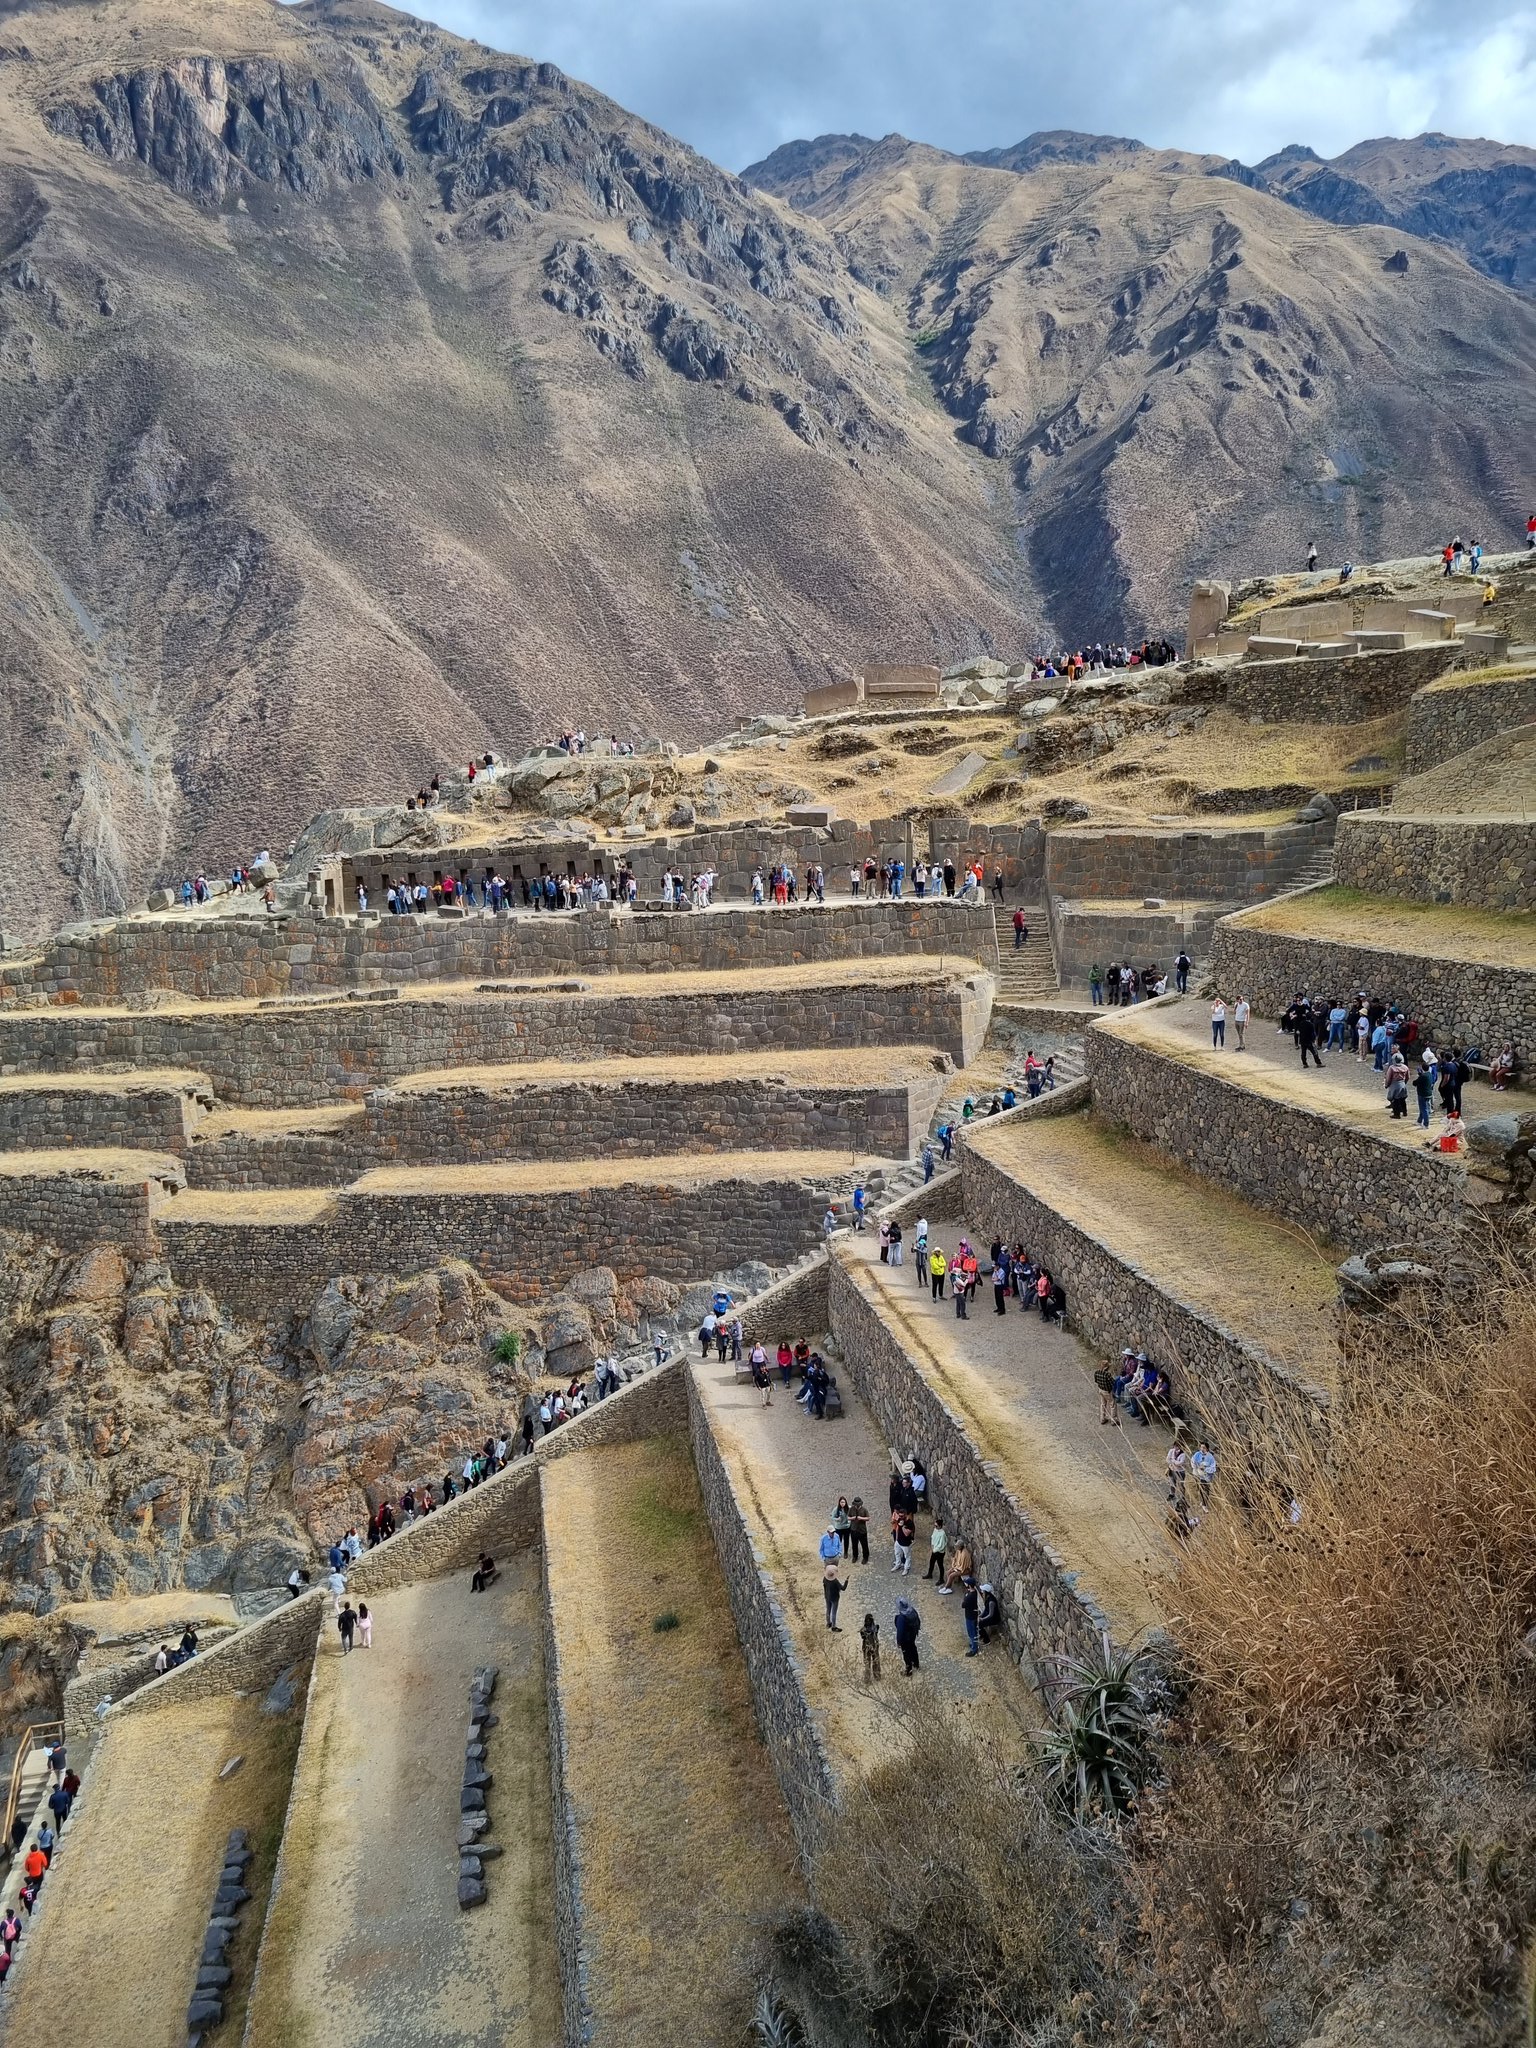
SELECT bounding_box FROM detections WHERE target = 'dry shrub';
[1167,1283,1536,1754]
[766,1708,1105,2048]
[1115,1268,1536,2044]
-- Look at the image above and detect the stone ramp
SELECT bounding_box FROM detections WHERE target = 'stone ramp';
[0,1685,304,2048]
[242,1561,559,2048]
[539,1434,803,2046]
[961,1105,1340,1408]
[831,1238,1168,1643]
[1087,998,1471,1251]
[686,1332,1030,1782]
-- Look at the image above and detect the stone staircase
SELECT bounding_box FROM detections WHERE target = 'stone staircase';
[1287,842,1337,892]
[876,1039,1088,1207]
[991,905,1059,1000]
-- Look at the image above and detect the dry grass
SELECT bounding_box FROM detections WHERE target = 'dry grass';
[389,1045,944,1092]
[542,1433,803,2044]
[0,1147,181,1180]
[1237,885,1536,967]
[354,1148,882,1195]
[2,1684,305,2048]
[1165,1278,1536,1754]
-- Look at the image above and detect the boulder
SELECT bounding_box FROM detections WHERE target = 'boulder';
[668,798,696,828]
[1464,1113,1522,1158]
[261,1666,299,1716]
[458,1876,488,1909]
[1017,696,1060,722]
[147,888,176,911]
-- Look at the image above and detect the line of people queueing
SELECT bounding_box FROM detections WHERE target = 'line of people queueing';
[1,1741,79,1983]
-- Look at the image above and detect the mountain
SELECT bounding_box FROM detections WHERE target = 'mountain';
[1258,133,1536,293]
[4,9,1536,941]
[0,0,1030,941]
[745,130,1536,641]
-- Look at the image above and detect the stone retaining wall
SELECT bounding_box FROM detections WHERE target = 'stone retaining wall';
[736,1255,832,1347]
[684,1369,837,1856]
[185,1075,938,1190]
[159,1179,831,1317]
[1085,1015,1464,1252]
[1405,673,1536,773]
[826,1251,1116,1670]
[2,899,999,1006]
[1045,822,1330,903]
[541,1479,593,2048]
[1048,898,1230,987]
[348,1365,689,1594]
[108,1591,324,1720]
[0,974,993,1108]
[0,1080,207,1156]
[1334,813,1536,912]
[1225,643,1458,722]
[1209,902,1536,1053]
[0,1168,171,1257]
[959,1130,1330,1442]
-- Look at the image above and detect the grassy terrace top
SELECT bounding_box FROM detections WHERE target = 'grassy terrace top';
[963,1108,1341,1391]
[0,953,987,1022]
[1229,886,1536,969]
[388,1046,944,1092]
[0,1067,209,1094]
[0,1146,182,1181]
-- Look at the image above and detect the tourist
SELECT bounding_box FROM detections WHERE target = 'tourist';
[1190,1442,1217,1506]
[327,1565,347,1612]
[1210,995,1226,1047]
[889,1219,904,1267]
[338,1601,357,1653]
[860,1612,881,1682]
[945,1537,973,1593]
[894,1599,922,1676]
[1233,994,1250,1050]
[822,1558,849,1631]
[922,1142,935,1183]
[751,1346,772,1405]
[1414,1059,1435,1128]
[879,1219,891,1263]
[286,1567,310,1600]
[977,1583,1002,1644]
[832,1496,852,1556]
[1298,1006,1324,1069]
[891,1508,915,1573]
[846,1496,870,1565]
[925,1515,948,1583]
[470,1552,498,1592]
[852,1184,867,1231]
[1094,1360,1120,1426]
[819,1522,845,1570]
[1174,948,1192,995]
[1090,963,1104,1006]
[357,1602,373,1649]
[1013,907,1027,949]
[962,1576,981,1655]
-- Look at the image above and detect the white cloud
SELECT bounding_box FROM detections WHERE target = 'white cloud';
[409,0,1536,169]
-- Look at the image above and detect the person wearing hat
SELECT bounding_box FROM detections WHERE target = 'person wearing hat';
[977,1583,1002,1644]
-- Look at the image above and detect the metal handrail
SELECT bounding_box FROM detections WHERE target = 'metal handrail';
[1,1720,63,1855]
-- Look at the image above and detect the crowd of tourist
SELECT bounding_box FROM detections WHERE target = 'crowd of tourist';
[1023,638,1179,681]
[1202,984,1518,1142]
[1090,955,1184,1005]
[0,1740,79,1983]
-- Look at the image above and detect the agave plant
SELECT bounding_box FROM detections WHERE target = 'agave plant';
[1036,1636,1162,1822]
[751,1985,803,2047]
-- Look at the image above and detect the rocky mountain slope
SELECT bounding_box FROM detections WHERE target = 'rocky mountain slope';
[745,130,1536,639]
[0,0,1030,942]
[0,1225,681,1619]
[3,4,1536,940]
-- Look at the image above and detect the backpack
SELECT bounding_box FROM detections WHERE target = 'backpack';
[1093,1367,1114,1393]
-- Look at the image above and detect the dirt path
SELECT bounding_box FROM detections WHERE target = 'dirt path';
[965,1110,1341,1388]
[1111,999,1497,1155]
[541,1435,802,2045]
[0,1687,302,2048]
[244,1557,558,2048]
[841,1239,1168,1637]
[688,1346,1034,1771]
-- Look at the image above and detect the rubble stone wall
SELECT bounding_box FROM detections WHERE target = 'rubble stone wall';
[1085,1020,1465,1252]
[826,1251,1116,1670]
[1226,644,1459,722]
[0,974,993,1107]
[960,1131,1331,1439]
[0,1082,204,1156]
[1334,814,1536,913]
[184,1076,939,1190]
[1,899,999,1005]
[1209,908,1536,1053]
[159,1178,832,1317]
[0,1170,166,1256]
[1406,675,1536,773]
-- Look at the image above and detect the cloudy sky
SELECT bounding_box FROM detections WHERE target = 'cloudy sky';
[401,0,1536,170]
